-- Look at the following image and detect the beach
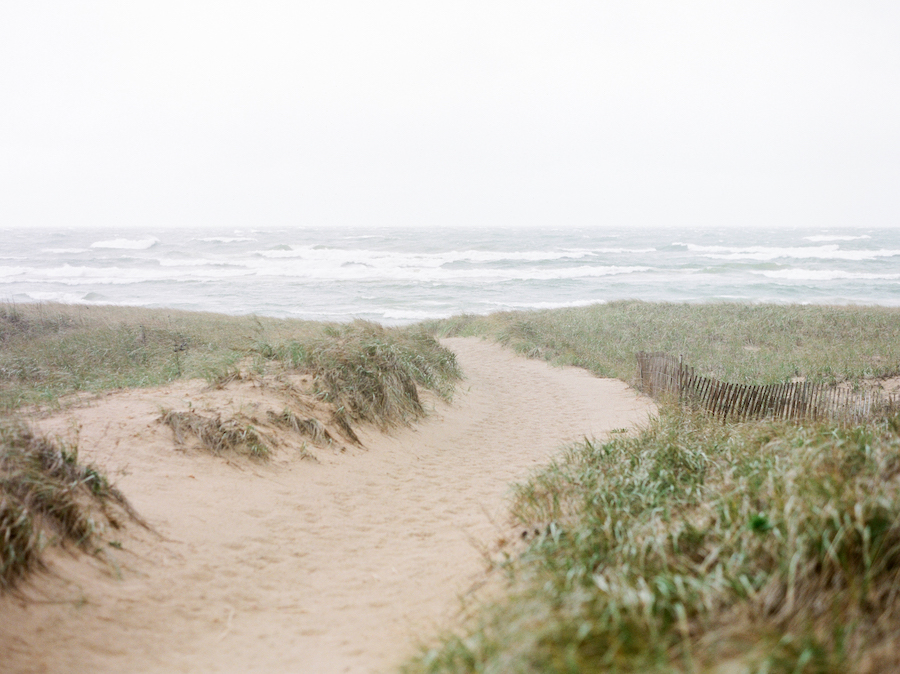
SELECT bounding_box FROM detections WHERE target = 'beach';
[0,337,655,673]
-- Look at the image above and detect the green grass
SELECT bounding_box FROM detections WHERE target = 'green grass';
[0,303,460,423]
[409,302,900,673]
[254,319,461,430]
[425,301,900,385]
[407,412,900,674]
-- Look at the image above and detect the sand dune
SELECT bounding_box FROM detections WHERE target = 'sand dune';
[0,338,655,674]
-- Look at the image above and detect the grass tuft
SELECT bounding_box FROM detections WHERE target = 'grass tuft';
[256,320,461,430]
[267,408,333,446]
[0,420,141,591]
[159,410,272,459]
[0,304,461,436]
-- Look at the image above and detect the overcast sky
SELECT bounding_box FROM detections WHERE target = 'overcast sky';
[2,2,898,231]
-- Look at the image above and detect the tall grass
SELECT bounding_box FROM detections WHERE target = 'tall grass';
[0,302,284,411]
[0,304,460,421]
[426,301,900,385]
[408,412,900,673]
[409,303,900,673]
[254,320,461,429]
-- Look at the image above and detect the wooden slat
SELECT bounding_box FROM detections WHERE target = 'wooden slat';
[635,352,891,424]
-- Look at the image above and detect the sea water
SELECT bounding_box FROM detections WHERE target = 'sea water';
[1,226,898,324]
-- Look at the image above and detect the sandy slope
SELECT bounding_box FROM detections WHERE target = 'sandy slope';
[0,338,655,674]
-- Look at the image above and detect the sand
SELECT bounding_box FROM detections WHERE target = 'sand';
[0,337,655,674]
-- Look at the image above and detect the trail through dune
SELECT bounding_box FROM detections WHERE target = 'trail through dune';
[1,338,655,674]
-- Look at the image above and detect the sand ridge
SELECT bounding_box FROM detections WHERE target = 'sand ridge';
[0,337,655,673]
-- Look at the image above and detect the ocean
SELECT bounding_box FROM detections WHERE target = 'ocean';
[1,226,898,324]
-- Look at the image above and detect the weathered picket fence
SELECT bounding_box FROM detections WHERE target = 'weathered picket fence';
[636,351,899,423]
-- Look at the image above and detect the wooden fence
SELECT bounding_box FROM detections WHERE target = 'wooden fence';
[636,351,900,423]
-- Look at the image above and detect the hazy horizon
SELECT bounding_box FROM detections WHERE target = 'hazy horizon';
[2,3,899,232]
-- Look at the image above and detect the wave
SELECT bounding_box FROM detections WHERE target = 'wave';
[90,237,160,250]
[6,264,254,286]
[488,299,607,311]
[380,308,456,321]
[803,234,871,242]
[0,266,28,278]
[253,245,614,268]
[195,237,257,243]
[257,245,655,265]
[41,248,89,254]
[685,243,900,262]
[754,269,900,281]
[246,260,652,283]
[16,291,112,304]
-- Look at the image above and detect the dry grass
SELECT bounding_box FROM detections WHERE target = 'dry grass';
[0,421,142,591]
[267,408,334,446]
[159,410,272,460]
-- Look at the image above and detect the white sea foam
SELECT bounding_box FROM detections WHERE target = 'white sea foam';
[803,235,872,242]
[0,266,28,278]
[755,269,900,281]
[254,245,599,266]
[41,248,90,254]
[19,291,106,304]
[20,264,254,285]
[686,243,900,262]
[246,258,651,283]
[90,237,160,250]
[490,299,606,310]
[381,308,457,321]
[195,237,257,243]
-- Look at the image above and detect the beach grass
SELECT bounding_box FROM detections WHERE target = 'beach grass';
[406,411,900,674]
[0,421,143,590]
[0,302,460,587]
[159,409,274,460]
[0,303,460,421]
[253,319,461,429]
[425,301,900,385]
[408,302,900,673]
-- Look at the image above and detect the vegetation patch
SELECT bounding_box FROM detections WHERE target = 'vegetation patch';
[256,320,461,429]
[159,410,272,459]
[408,303,900,673]
[267,408,334,446]
[0,304,461,437]
[407,412,900,673]
[426,301,900,385]
[0,421,141,591]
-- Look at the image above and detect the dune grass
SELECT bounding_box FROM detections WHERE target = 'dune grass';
[159,410,273,460]
[0,421,142,590]
[409,302,900,673]
[1,302,461,587]
[0,303,460,424]
[253,319,461,429]
[425,301,900,385]
[408,412,900,674]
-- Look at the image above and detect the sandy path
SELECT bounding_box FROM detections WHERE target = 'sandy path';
[1,338,655,674]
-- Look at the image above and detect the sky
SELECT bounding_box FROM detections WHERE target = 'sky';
[1,2,899,232]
